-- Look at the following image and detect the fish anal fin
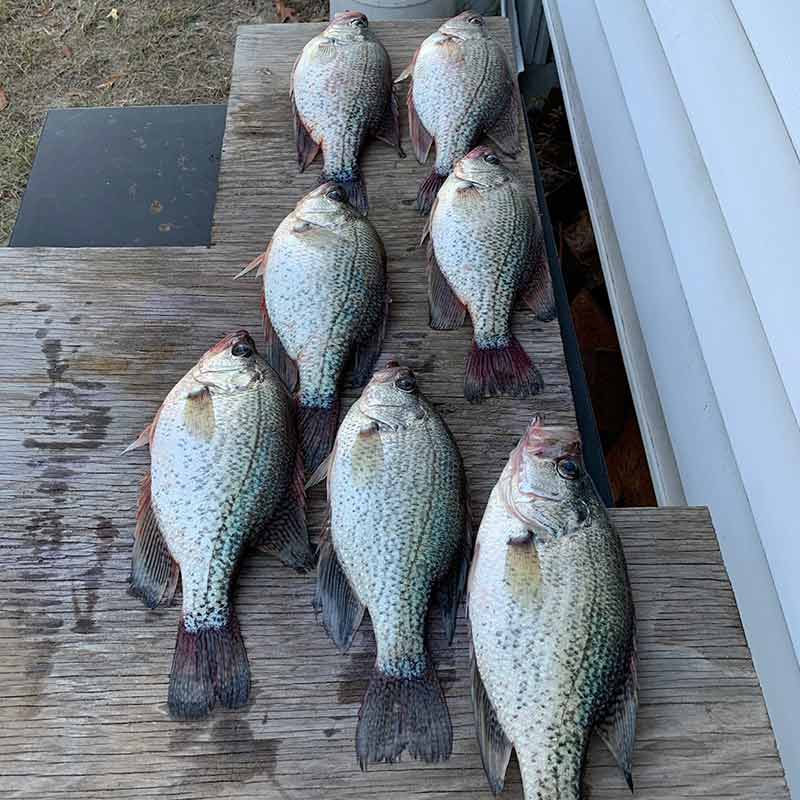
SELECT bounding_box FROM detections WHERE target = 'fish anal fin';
[130,471,180,609]
[351,289,390,388]
[261,294,299,393]
[521,237,556,322]
[256,443,315,572]
[407,82,433,165]
[472,657,513,795]
[313,514,365,652]
[597,638,638,792]
[427,240,466,330]
[486,90,521,156]
[184,386,215,440]
[436,462,472,643]
[374,91,405,158]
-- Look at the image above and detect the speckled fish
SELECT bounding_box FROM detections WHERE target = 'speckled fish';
[311,363,471,768]
[124,331,314,720]
[424,146,554,403]
[237,183,389,474]
[468,417,637,798]
[396,11,520,214]
[291,11,403,213]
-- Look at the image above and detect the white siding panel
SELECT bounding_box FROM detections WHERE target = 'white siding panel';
[647,1,800,429]
[544,0,800,791]
[733,0,800,159]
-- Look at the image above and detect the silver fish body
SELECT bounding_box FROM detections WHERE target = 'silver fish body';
[261,182,388,473]
[291,11,401,212]
[399,12,519,213]
[427,147,554,402]
[468,418,637,798]
[313,364,470,767]
[128,331,312,719]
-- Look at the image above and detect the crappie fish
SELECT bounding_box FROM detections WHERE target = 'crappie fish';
[291,11,403,213]
[468,417,637,798]
[311,363,471,768]
[125,331,314,720]
[425,146,554,403]
[396,11,520,214]
[238,182,389,474]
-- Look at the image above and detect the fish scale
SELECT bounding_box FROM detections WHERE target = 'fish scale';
[469,421,637,799]
[415,38,509,176]
[265,206,384,409]
[292,12,399,211]
[314,365,470,766]
[152,369,291,631]
[331,411,461,676]
[433,177,532,347]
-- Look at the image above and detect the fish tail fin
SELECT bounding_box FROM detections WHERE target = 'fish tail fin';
[297,399,340,475]
[356,657,452,769]
[464,336,544,403]
[416,169,447,215]
[168,612,250,720]
[321,171,367,214]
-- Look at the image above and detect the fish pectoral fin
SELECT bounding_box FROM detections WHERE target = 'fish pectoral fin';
[234,246,270,279]
[373,91,405,158]
[183,386,215,440]
[520,236,556,322]
[255,445,315,572]
[121,422,153,455]
[313,515,365,652]
[130,471,180,609]
[427,240,466,330]
[597,640,638,792]
[407,82,434,165]
[350,289,390,388]
[309,38,337,63]
[485,90,522,156]
[472,656,513,796]
[261,294,299,393]
[291,92,321,172]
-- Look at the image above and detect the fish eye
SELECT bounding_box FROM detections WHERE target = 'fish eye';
[231,341,253,358]
[468,15,482,24]
[326,187,346,203]
[395,374,416,393]
[483,153,500,165]
[557,458,580,480]
[351,16,367,27]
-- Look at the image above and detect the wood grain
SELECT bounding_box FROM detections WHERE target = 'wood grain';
[0,16,787,800]
[0,248,788,799]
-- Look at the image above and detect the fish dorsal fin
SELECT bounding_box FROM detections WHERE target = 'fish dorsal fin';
[255,443,315,572]
[427,238,466,330]
[597,635,638,792]
[373,91,405,158]
[486,90,521,157]
[520,234,556,322]
[130,471,180,609]
[436,459,472,643]
[472,655,513,795]
[351,286,390,389]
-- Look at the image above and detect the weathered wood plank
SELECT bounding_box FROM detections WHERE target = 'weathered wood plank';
[0,244,788,797]
[0,15,787,800]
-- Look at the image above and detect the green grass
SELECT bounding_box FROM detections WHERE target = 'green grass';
[0,0,326,244]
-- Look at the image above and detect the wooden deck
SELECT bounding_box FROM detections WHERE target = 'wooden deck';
[0,16,788,800]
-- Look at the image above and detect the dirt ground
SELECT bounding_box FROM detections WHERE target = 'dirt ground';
[0,0,326,244]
